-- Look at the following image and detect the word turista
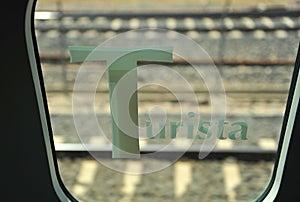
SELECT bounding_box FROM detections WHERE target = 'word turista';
[145,120,248,140]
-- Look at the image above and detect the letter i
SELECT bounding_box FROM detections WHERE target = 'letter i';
[187,122,194,139]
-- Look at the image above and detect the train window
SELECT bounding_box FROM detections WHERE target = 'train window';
[32,0,299,201]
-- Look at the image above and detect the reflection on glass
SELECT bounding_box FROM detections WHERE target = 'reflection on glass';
[35,0,298,201]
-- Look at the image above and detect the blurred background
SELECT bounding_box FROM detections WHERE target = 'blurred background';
[34,0,300,201]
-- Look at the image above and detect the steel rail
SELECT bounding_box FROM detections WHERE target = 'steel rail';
[35,9,300,20]
[55,143,277,160]
[35,10,300,32]
[39,53,296,66]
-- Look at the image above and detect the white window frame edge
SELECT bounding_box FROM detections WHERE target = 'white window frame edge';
[25,0,300,201]
[262,63,300,201]
[25,0,73,201]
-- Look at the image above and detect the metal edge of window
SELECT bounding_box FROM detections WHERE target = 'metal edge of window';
[25,0,300,201]
[25,0,76,201]
[257,44,300,201]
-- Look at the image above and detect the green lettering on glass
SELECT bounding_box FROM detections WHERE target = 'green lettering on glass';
[145,120,248,140]
[146,120,153,139]
[158,121,166,139]
[146,121,166,139]
[228,122,248,140]
[187,122,194,139]
[217,120,228,140]
[197,121,211,139]
[170,121,183,139]
[69,46,173,158]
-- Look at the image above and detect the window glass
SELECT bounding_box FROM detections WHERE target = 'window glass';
[35,0,298,201]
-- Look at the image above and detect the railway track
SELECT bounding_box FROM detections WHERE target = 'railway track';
[35,9,300,63]
[35,10,300,32]
[57,156,274,202]
[34,10,294,202]
[55,143,277,161]
[35,10,296,162]
[35,9,300,61]
[51,111,281,160]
